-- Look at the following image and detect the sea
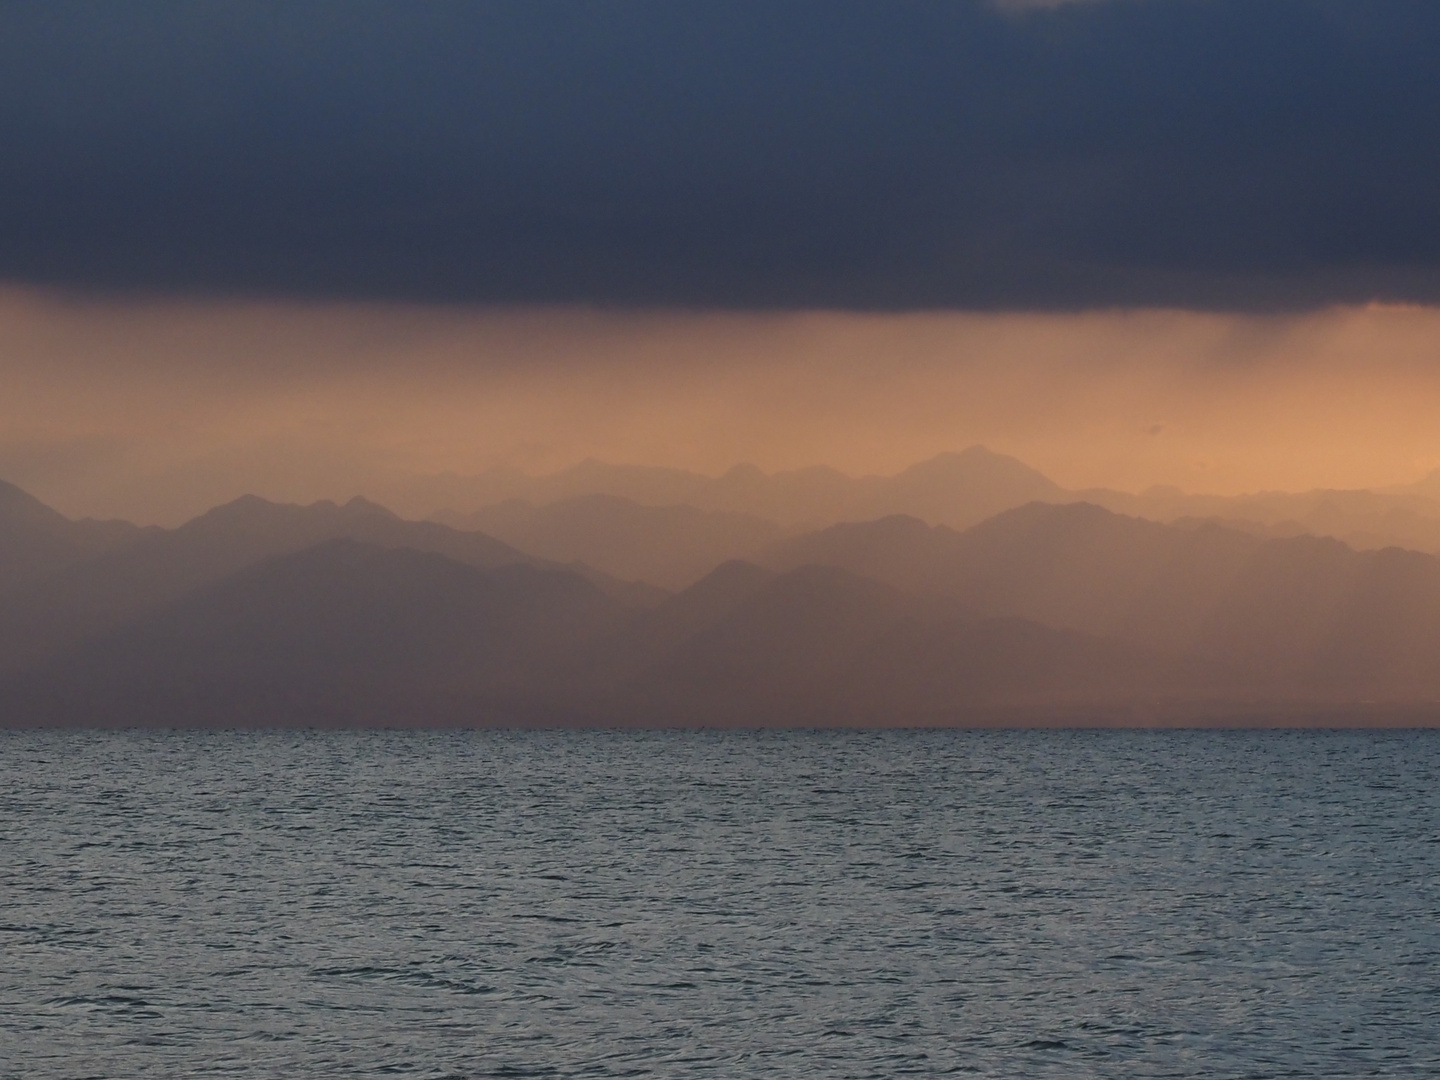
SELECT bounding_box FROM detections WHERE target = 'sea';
[2,728,1438,1078]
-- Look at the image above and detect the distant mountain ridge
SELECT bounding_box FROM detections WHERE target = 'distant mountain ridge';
[415,447,1440,567]
[422,446,1064,531]
[7,478,1440,726]
[434,495,782,590]
[591,561,1197,726]
[758,502,1440,697]
[0,488,656,680]
[1,540,1204,728]
[2,539,629,727]
[0,479,155,598]
[418,447,1069,585]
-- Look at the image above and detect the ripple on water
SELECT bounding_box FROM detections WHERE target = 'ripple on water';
[2,728,1439,1078]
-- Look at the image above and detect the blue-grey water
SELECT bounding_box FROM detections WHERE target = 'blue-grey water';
[2,730,1438,1078]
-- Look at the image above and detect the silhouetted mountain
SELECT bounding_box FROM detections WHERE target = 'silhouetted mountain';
[0,479,153,597]
[0,492,654,678]
[434,494,782,589]
[865,450,1065,526]
[4,540,630,727]
[596,562,1201,724]
[1087,485,1440,556]
[760,502,1440,698]
[410,460,741,518]
[583,559,779,686]
[755,514,958,590]
[421,446,1064,530]
[682,450,1060,529]
[2,546,1203,727]
[1384,468,1440,502]
[10,483,1440,727]
[411,449,1440,557]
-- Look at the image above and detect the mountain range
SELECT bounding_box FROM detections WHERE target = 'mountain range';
[0,479,156,598]
[410,448,1440,585]
[0,491,659,682]
[756,504,1440,700]
[5,461,1440,727]
[434,495,782,591]
[415,446,1066,531]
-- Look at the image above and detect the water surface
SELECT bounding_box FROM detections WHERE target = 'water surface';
[2,729,1438,1077]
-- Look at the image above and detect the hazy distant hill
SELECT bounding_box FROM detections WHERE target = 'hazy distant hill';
[1086,485,1440,556]
[0,479,153,597]
[435,494,782,589]
[760,502,1440,698]
[9,481,1440,726]
[2,543,1201,727]
[1388,468,1440,502]
[411,447,1440,557]
[598,562,1193,725]
[0,490,653,678]
[422,446,1064,530]
[4,540,630,727]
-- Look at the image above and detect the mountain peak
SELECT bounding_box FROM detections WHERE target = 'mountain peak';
[969,500,1140,536]
[190,493,398,528]
[0,479,74,529]
[896,447,1061,491]
[340,496,398,519]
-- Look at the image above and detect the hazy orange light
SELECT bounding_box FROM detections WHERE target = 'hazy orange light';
[2,287,1440,523]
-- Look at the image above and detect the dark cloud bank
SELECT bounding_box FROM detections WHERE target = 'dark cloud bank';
[3,0,1439,309]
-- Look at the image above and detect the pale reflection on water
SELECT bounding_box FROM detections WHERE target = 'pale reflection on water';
[2,728,1438,1078]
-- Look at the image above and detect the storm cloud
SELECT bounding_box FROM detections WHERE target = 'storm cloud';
[2,0,1439,309]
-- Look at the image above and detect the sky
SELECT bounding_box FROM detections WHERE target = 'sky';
[3,1,1440,523]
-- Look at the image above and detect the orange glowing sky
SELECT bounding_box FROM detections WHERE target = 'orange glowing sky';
[3,286,1440,525]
